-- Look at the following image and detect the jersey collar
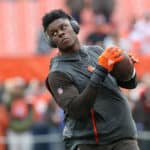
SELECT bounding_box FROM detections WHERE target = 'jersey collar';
[55,46,88,62]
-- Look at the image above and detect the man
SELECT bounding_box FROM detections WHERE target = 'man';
[42,9,140,150]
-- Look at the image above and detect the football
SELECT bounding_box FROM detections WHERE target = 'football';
[110,52,134,81]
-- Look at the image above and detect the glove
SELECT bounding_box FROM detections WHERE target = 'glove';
[98,47,124,72]
[128,53,139,64]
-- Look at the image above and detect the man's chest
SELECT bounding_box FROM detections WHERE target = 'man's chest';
[69,54,98,92]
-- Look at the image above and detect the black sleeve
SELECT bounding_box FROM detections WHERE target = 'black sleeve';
[46,71,99,119]
[117,73,138,89]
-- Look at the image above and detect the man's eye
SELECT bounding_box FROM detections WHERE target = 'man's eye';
[62,25,67,30]
[52,32,57,36]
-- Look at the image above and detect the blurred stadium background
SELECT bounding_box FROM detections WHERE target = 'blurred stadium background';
[0,0,149,150]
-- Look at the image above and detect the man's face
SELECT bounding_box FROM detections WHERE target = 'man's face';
[46,18,78,51]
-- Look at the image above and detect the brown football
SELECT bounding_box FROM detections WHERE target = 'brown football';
[110,52,134,81]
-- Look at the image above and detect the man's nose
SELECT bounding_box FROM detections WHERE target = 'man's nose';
[58,30,65,37]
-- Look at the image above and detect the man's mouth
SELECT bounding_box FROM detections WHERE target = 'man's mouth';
[62,38,70,43]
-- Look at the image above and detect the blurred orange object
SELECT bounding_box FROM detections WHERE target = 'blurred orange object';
[0,104,9,150]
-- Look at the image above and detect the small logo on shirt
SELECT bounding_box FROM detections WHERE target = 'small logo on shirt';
[87,65,95,72]
[57,88,63,95]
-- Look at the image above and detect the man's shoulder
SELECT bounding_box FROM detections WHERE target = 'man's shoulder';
[82,45,104,54]
[50,58,65,71]
[50,56,72,75]
[83,44,103,49]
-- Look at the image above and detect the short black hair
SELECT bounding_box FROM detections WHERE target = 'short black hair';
[42,9,71,32]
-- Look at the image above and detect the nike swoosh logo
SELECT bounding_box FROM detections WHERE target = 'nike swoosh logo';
[108,59,114,65]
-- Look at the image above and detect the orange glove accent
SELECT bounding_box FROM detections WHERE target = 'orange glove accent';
[128,53,139,64]
[98,47,124,72]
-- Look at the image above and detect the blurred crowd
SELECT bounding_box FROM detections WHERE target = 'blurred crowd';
[0,0,149,150]
[0,77,65,150]
[123,73,150,150]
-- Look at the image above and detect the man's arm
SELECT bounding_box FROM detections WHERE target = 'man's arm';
[117,69,138,89]
[117,53,139,89]
[46,71,100,119]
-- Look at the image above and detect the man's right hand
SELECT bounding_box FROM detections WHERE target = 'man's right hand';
[98,47,124,72]
[128,53,139,64]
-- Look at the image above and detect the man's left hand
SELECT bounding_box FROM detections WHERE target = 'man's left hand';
[128,53,139,64]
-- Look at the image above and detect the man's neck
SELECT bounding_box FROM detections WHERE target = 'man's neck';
[61,41,81,54]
